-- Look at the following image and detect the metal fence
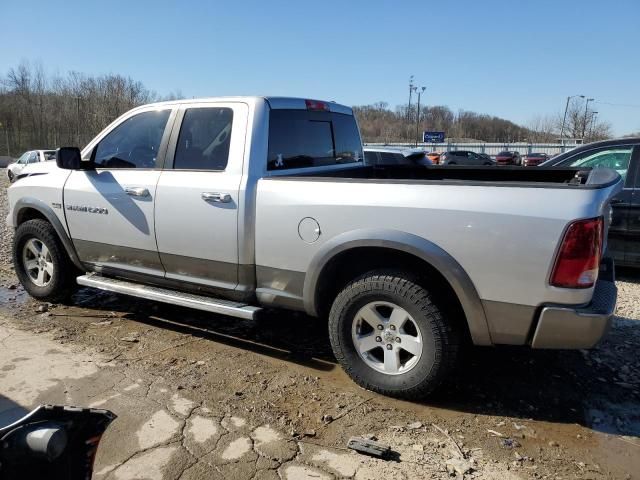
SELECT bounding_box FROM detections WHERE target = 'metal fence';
[364,142,582,156]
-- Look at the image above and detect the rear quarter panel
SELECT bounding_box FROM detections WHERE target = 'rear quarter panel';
[255,178,616,309]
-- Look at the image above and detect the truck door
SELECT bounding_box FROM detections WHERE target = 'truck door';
[64,107,175,277]
[154,102,248,290]
[620,146,640,265]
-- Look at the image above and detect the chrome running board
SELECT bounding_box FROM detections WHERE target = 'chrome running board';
[76,273,261,320]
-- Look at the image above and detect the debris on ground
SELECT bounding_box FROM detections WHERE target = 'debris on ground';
[120,332,140,343]
[347,436,391,458]
[445,457,475,476]
[90,320,113,326]
[35,304,48,313]
[501,438,521,449]
[321,414,334,424]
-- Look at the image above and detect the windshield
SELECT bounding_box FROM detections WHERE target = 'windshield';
[267,110,363,171]
[557,148,632,181]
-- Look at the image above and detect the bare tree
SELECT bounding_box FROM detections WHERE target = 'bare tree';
[527,115,557,142]
[0,61,158,155]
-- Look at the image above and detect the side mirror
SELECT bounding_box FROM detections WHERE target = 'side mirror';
[56,147,92,170]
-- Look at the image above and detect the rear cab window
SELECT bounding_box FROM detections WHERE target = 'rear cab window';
[267,109,363,171]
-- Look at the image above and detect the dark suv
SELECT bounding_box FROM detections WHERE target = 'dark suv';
[440,150,495,166]
[543,138,640,266]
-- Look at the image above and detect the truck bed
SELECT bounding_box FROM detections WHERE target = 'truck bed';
[280,165,619,189]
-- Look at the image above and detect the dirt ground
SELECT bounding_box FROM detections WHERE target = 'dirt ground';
[1,172,639,479]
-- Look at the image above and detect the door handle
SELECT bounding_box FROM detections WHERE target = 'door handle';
[201,192,232,203]
[124,186,150,197]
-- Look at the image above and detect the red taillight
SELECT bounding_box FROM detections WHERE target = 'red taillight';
[305,99,329,111]
[550,217,603,288]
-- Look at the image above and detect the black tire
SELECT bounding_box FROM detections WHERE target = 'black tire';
[13,219,76,303]
[328,270,460,399]
[7,170,14,182]
[448,161,456,165]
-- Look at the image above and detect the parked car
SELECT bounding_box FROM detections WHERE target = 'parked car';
[7,97,621,398]
[7,150,56,182]
[542,137,640,267]
[364,147,432,166]
[523,152,549,167]
[440,150,495,165]
[426,151,441,164]
[495,151,522,165]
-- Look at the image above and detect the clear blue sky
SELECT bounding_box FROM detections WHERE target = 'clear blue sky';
[2,0,639,135]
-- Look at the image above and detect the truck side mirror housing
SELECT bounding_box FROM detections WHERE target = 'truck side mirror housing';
[56,147,93,170]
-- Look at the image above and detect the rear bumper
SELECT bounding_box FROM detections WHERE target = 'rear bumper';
[531,259,617,349]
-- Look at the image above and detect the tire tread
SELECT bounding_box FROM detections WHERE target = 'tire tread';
[328,269,460,399]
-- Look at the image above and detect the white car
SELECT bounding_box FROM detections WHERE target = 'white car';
[7,150,56,182]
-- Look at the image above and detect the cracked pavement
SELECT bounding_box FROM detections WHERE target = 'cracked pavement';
[1,320,483,480]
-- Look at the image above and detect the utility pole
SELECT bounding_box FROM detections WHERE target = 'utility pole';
[407,75,415,124]
[76,96,81,146]
[582,98,594,140]
[589,111,598,140]
[415,86,426,147]
[560,94,584,143]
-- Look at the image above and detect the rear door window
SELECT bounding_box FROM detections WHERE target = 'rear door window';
[267,110,363,170]
[174,107,233,170]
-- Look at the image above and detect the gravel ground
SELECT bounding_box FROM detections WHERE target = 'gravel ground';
[0,171,639,479]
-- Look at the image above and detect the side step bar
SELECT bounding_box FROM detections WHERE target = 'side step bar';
[76,273,262,320]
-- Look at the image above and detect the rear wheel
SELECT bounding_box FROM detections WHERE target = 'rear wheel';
[328,270,460,399]
[13,219,76,303]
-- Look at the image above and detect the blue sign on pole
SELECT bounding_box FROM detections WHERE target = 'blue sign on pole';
[423,131,445,143]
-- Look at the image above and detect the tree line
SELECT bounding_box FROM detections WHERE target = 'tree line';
[354,99,612,145]
[0,62,614,157]
[0,62,172,157]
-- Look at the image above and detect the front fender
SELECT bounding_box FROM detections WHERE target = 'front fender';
[12,197,85,271]
[303,228,492,346]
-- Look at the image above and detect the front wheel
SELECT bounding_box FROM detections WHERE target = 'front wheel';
[328,270,460,399]
[7,170,14,182]
[13,219,76,303]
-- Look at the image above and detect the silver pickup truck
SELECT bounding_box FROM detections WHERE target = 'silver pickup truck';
[7,97,621,398]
